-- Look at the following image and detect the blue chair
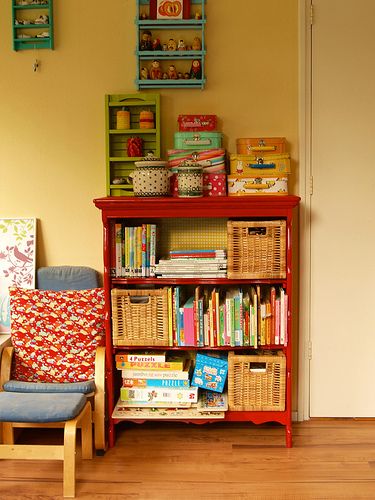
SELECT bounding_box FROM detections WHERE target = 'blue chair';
[0,266,106,497]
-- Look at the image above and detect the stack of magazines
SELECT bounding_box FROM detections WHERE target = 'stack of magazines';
[155,249,227,278]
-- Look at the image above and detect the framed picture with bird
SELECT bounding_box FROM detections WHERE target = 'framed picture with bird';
[0,218,36,333]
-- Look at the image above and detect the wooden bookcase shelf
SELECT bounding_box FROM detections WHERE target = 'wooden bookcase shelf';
[94,195,300,448]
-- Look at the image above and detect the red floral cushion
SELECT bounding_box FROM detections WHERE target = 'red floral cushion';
[9,287,105,383]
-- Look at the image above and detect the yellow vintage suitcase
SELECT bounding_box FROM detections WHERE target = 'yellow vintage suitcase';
[227,174,288,196]
[229,153,291,176]
[236,137,287,155]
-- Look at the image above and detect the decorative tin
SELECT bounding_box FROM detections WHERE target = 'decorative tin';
[229,153,291,176]
[130,154,170,197]
[177,114,217,132]
[227,175,288,196]
[203,173,227,197]
[168,148,226,171]
[174,131,222,150]
[173,162,203,198]
[236,137,287,155]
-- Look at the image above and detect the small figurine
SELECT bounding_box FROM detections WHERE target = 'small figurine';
[192,37,202,51]
[140,30,152,51]
[190,59,202,79]
[140,11,148,20]
[184,72,190,79]
[177,39,186,50]
[167,38,177,51]
[168,64,178,79]
[162,72,169,80]
[140,67,149,79]
[162,43,168,51]
[195,11,202,20]
[177,72,184,79]
[153,38,162,51]
[149,60,162,80]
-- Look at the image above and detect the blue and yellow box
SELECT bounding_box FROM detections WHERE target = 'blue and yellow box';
[192,353,228,393]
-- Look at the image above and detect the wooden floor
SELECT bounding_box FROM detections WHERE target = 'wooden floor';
[0,419,375,499]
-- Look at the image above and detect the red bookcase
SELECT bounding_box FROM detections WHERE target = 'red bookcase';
[94,195,300,448]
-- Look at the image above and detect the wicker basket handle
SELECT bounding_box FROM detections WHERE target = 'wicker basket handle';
[129,296,150,304]
[249,362,267,373]
[248,227,266,236]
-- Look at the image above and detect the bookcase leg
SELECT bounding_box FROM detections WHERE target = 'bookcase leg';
[285,424,292,448]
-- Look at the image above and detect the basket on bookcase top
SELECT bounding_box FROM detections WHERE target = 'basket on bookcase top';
[111,288,169,346]
[227,220,286,279]
[228,351,286,411]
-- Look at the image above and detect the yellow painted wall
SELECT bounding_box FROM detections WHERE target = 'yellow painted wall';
[0,0,298,272]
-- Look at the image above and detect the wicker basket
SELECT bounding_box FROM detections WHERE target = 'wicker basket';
[228,351,286,411]
[111,288,169,346]
[227,220,286,279]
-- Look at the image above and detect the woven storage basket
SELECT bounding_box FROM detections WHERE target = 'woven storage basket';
[227,220,286,279]
[111,288,169,346]
[228,351,286,411]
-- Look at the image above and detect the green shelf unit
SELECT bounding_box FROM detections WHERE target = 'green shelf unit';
[135,0,206,89]
[12,0,54,51]
[105,93,161,197]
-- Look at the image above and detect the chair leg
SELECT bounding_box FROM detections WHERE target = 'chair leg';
[80,403,93,460]
[2,422,14,444]
[63,420,77,498]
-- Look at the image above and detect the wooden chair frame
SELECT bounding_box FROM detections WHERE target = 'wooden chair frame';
[0,345,106,497]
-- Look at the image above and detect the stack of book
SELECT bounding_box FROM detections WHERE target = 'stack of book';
[112,351,229,420]
[155,249,227,278]
[112,222,157,278]
[116,351,197,408]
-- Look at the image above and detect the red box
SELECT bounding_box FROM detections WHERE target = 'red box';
[203,173,227,197]
[178,115,217,132]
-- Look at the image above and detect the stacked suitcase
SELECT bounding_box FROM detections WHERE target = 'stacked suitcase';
[228,137,291,195]
[168,115,227,197]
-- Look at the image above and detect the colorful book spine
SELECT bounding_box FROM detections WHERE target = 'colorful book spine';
[121,368,190,380]
[149,223,157,276]
[141,224,147,277]
[115,352,166,363]
[122,378,190,388]
[116,360,185,370]
[120,386,198,403]
[183,296,196,346]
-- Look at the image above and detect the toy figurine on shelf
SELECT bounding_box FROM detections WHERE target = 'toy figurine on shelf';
[184,72,190,79]
[150,60,162,79]
[168,64,178,79]
[177,72,184,79]
[190,59,202,79]
[192,36,202,51]
[177,39,186,50]
[167,38,177,51]
[162,72,169,80]
[140,67,149,80]
[140,30,153,50]
[153,38,162,51]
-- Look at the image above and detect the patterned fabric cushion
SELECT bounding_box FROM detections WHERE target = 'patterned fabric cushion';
[9,287,105,383]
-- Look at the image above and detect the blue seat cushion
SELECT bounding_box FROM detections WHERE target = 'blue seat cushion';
[3,379,96,395]
[37,266,99,291]
[0,392,87,423]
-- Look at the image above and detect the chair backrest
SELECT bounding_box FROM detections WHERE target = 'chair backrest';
[37,266,99,291]
[9,267,104,384]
